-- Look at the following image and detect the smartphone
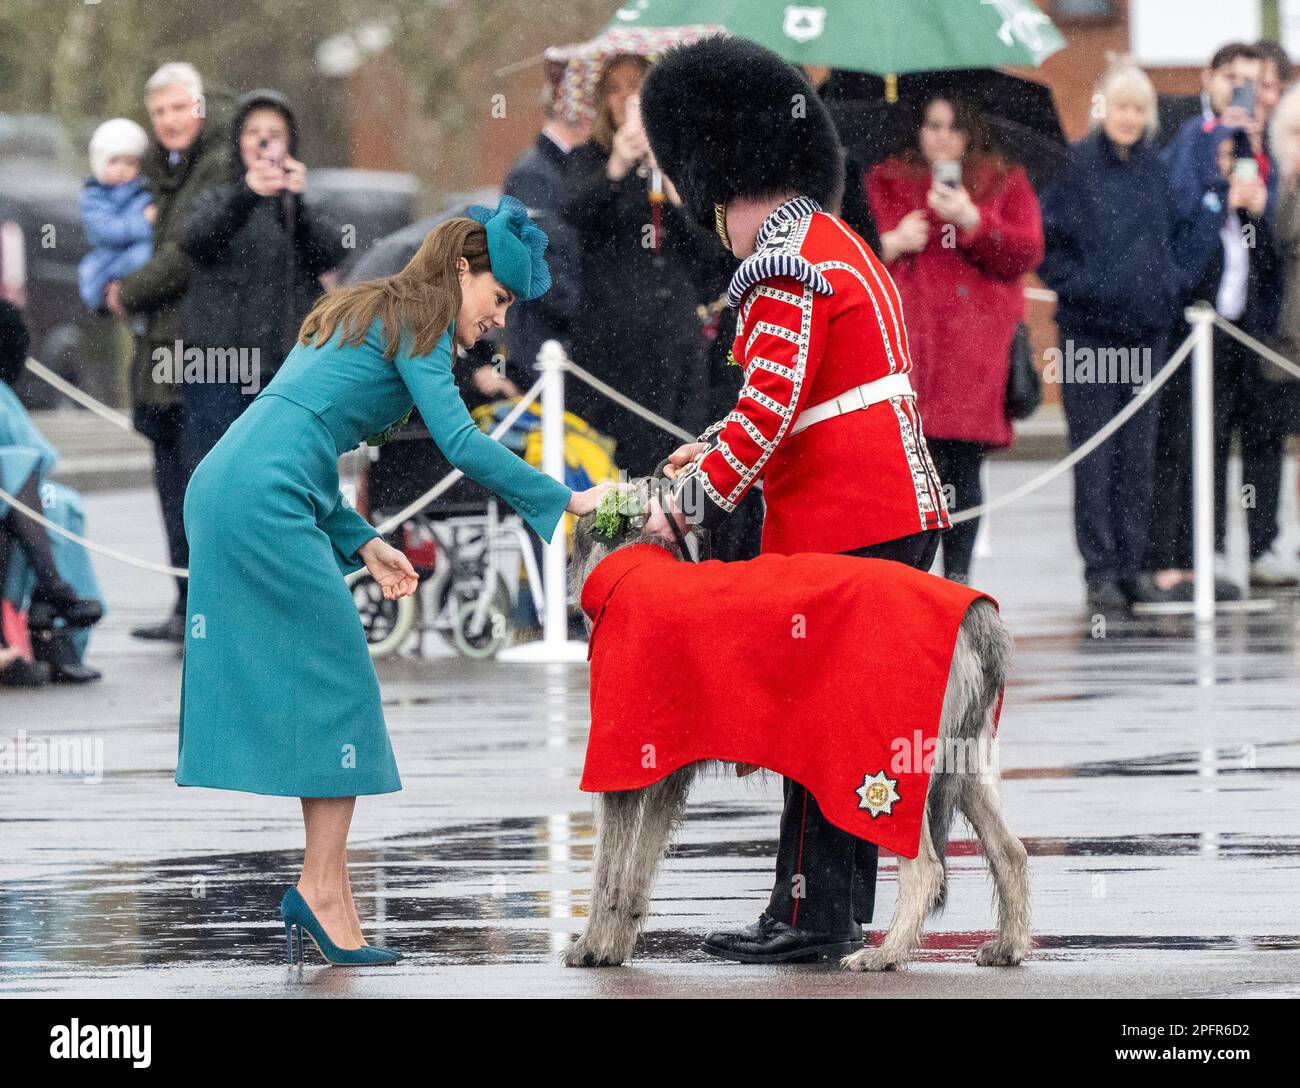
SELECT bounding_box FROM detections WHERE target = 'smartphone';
[258,135,287,168]
[1233,156,1259,182]
[932,160,962,189]
[1230,81,1256,118]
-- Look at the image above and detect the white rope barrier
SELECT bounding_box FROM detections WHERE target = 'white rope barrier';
[370,373,545,537]
[342,375,546,587]
[0,330,1205,579]
[946,329,1195,525]
[0,372,547,582]
[5,295,1289,625]
[1211,314,1300,381]
[563,359,696,443]
[0,481,190,578]
[23,357,136,432]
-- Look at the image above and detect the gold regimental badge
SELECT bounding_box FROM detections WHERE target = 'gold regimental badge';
[856,770,901,818]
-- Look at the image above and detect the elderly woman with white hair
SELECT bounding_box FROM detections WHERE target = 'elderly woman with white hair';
[1039,57,1181,609]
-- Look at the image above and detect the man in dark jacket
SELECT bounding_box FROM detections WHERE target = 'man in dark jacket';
[107,62,228,642]
[502,97,587,387]
[1163,130,1287,590]
[1157,41,1289,595]
[562,60,733,478]
[178,89,344,474]
[1164,44,1274,229]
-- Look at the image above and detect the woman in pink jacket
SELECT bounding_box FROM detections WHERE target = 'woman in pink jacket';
[867,96,1044,584]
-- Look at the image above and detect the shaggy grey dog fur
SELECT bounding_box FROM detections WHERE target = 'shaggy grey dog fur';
[564,495,1030,971]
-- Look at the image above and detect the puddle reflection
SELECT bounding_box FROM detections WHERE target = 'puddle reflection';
[2,798,1296,970]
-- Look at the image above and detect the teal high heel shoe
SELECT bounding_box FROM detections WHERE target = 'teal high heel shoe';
[280,888,398,966]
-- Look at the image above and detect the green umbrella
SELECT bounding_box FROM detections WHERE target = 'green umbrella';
[606,0,1065,75]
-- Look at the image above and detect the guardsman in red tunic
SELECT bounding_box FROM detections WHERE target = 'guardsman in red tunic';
[640,36,951,963]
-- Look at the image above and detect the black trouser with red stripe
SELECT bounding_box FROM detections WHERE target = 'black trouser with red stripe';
[766,528,943,933]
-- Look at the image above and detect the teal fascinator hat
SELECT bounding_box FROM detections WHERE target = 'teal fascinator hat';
[465,194,552,301]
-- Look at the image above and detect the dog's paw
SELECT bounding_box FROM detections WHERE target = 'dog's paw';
[840,947,904,973]
[562,938,625,968]
[975,938,1027,967]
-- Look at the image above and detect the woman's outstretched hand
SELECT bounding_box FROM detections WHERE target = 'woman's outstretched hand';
[359,537,419,600]
[566,481,616,517]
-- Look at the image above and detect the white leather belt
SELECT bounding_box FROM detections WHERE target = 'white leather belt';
[789,373,914,436]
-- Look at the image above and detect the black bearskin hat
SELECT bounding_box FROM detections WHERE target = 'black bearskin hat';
[641,35,845,234]
[0,299,30,387]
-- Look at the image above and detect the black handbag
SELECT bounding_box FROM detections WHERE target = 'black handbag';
[1004,322,1041,421]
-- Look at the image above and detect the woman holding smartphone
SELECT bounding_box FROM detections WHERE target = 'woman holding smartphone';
[562,54,731,476]
[866,95,1043,586]
[176,196,611,964]
[179,89,345,477]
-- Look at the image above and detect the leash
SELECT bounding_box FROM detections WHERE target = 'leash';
[647,474,698,563]
[666,503,695,562]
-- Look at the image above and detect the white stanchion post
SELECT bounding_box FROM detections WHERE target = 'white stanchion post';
[1187,305,1216,625]
[498,340,588,664]
[538,340,570,649]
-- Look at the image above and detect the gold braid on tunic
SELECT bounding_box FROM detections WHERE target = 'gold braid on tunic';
[713,201,732,253]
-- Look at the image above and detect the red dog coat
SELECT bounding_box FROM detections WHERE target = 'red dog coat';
[579,544,1000,859]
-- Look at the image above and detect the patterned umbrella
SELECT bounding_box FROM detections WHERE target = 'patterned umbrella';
[605,0,1065,75]
[544,24,725,125]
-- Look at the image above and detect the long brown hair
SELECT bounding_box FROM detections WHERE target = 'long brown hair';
[901,94,1009,200]
[591,54,651,151]
[297,218,491,360]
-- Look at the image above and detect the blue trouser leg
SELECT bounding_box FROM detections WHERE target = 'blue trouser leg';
[1061,374,1124,587]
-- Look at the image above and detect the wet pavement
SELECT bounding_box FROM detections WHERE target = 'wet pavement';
[2,460,1299,997]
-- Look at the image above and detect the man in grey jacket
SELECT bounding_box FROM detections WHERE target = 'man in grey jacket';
[106,62,228,641]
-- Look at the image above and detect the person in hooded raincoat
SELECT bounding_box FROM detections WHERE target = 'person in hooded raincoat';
[178,88,346,474]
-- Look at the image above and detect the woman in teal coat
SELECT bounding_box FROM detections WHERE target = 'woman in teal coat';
[177,196,610,965]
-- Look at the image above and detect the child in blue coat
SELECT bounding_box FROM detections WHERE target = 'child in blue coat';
[78,118,154,312]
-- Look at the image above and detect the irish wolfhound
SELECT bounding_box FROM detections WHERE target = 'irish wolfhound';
[563,487,1030,972]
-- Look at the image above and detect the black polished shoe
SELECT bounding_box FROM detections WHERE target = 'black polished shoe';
[1212,577,1243,602]
[1121,573,1191,605]
[31,582,103,628]
[131,613,185,642]
[1085,579,1128,611]
[30,626,101,684]
[702,912,862,964]
[0,655,50,687]
[51,661,102,683]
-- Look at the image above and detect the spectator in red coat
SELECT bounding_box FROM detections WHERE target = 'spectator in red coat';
[867,96,1044,584]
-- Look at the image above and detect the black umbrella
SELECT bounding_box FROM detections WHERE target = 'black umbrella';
[1155,92,1203,148]
[823,68,1070,191]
